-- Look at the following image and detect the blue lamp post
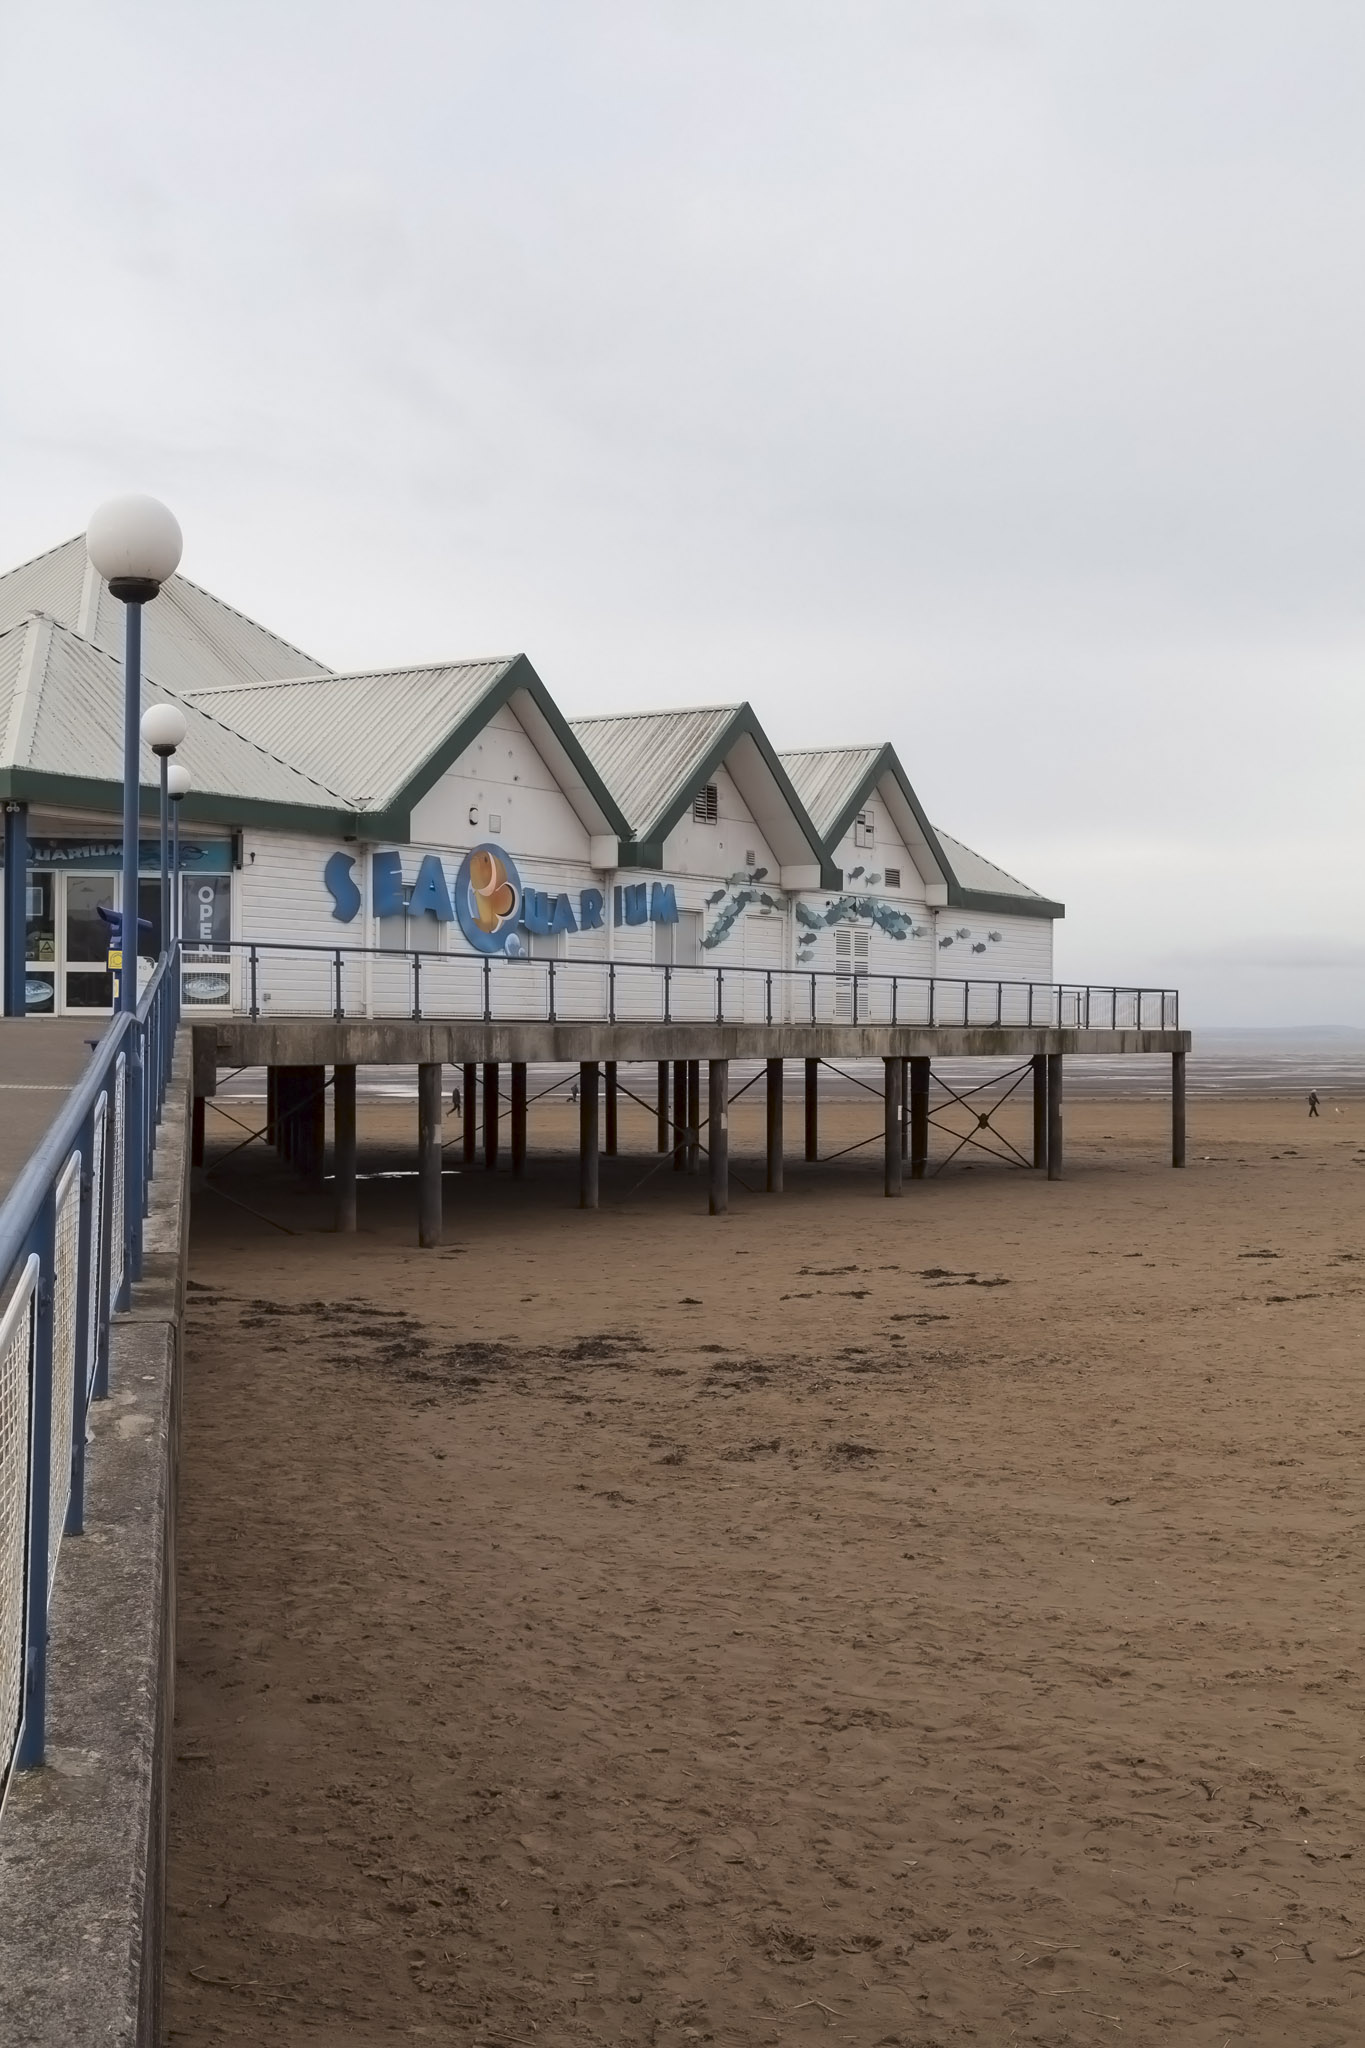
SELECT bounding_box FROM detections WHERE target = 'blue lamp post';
[167,761,191,947]
[85,495,182,1296]
[140,702,187,955]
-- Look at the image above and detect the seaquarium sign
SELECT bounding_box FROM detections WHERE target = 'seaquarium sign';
[323,845,679,957]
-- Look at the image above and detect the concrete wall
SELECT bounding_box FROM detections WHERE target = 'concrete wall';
[0,1034,191,2046]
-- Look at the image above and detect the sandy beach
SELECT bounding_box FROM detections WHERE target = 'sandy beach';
[166,1093,1365,2046]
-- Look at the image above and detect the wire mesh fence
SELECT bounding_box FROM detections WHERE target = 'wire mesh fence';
[110,1055,126,1309]
[0,945,181,1809]
[87,1093,107,1396]
[0,1258,37,1813]
[47,1152,81,1600]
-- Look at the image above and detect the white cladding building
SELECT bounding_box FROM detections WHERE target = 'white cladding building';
[0,536,1062,1020]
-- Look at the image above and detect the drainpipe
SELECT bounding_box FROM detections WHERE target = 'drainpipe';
[3,801,28,1016]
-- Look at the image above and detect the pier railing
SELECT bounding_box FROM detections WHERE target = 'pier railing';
[196,938,1179,1032]
[0,947,180,1811]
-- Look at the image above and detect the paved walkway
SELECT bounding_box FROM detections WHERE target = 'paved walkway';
[0,1020,105,1200]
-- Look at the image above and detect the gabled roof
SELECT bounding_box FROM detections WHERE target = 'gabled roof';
[0,537,329,697]
[572,704,840,884]
[189,655,630,842]
[0,614,354,833]
[934,829,1059,913]
[780,746,889,842]
[780,742,1063,919]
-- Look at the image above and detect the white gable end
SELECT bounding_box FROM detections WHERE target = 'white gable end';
[830,796,926,900]
[660,763,779,882]
[409,704,592,863]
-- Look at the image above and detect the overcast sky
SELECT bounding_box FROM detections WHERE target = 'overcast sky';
[3,1,1363,1024]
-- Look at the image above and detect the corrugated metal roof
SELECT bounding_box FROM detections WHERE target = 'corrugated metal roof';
[0,538,89,638]
[0,536,331,698]
[0,616,347,813]
[570,706,738,837]
[778,746,883,838]
[186,659,518,810]
[933,828,1043,900]
[0,620,27,737]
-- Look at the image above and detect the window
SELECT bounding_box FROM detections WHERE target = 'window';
[379,887,444,953]
[654,910,701,967]
[853,807,875,849]
[834,927,870,1018]
[527,928,564,960]
[884,866,901,889]
[692,784,718,824]
[835,928,870,974]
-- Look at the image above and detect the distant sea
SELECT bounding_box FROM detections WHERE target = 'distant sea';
[1059,1027,1365,1100]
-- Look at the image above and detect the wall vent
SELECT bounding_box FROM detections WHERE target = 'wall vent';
[692,784,718,824]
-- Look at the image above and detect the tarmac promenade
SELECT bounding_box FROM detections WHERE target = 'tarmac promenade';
[0,1019,101,1199]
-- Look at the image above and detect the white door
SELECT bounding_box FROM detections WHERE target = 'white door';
[741,912,785,1021]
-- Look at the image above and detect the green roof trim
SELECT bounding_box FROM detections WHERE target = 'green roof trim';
[0,766,361,840]
[619,704,842,889]
[819,743,1063,921]
[0,652,633,848]
[377,654,632,842]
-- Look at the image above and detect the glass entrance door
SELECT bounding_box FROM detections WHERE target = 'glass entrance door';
[63,873,117,1012]
[24,869,56,1013]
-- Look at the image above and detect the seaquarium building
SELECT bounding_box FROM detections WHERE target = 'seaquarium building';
[0,534,1063,1027]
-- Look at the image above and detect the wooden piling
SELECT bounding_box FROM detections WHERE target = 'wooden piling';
[765,1057,784,1193]
[579,1060,600,1209]
[418,1061,443,1246]
[333,1063,357,1232]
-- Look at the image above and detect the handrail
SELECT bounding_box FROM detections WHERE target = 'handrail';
[190,937,1179,1032]
[0,942,181,1808]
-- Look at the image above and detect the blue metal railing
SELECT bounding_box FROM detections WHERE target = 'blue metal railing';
[0,945,181,1812]
[203,937,1181,1034]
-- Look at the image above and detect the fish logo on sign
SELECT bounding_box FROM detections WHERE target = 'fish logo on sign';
[454,844,524,955]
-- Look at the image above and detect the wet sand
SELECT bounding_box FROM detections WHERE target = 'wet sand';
[167,1097,1365,2046]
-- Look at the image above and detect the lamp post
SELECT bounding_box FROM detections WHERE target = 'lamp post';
[86,495,182,1298]
[140,702,187,957]
[167,762,191,947]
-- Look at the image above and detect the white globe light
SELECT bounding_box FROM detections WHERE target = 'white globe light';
[86,494,183,592]
[140,702,187,754]
[166,762,192,799]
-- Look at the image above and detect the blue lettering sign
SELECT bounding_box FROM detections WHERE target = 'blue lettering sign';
[330,847,683,947]
[622,883,649,926]
[522,888,553,935]
[372,849,404,919]
[409,852,453,923]
[324,851,361,923]
[549,892,578,936]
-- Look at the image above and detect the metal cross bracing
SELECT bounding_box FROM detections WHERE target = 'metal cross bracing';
[800,1058,897,1167]
[925,1062,1035,1175]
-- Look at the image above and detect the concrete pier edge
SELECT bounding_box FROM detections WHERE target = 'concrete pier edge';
[0,1029,192,2047]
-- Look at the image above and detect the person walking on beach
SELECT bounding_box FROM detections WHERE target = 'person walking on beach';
[1308,1091,1320,1117]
